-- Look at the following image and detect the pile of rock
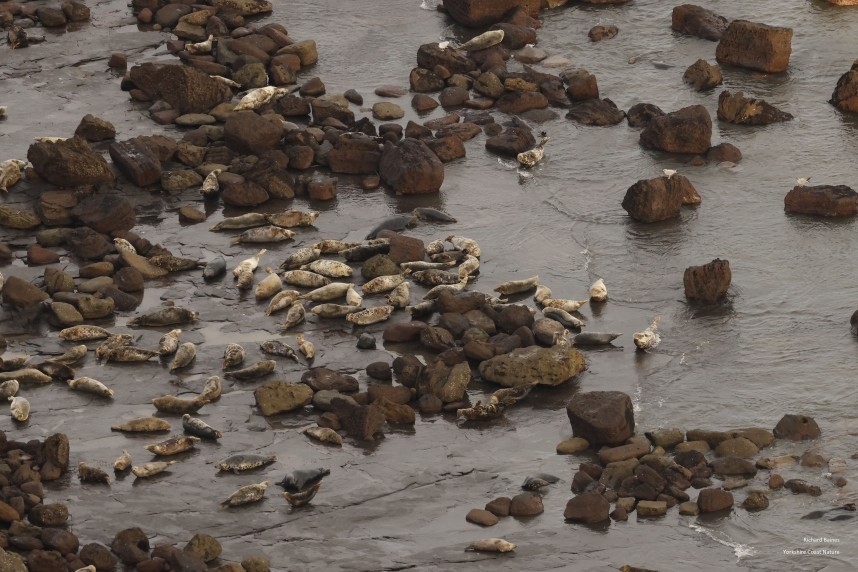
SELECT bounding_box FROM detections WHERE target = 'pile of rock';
[559,395,843,523]
[0,0,91,44]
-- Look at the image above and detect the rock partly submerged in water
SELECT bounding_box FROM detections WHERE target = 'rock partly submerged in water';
[479,345,585,387]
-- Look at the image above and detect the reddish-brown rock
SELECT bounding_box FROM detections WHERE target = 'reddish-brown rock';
[683,258,731,304]
[671,4,729,41]
[379,138,444,195]
[441,0,539,28]
[621,175,697,222]
[640,105,712,154]
[697,488,734,513]
[566,391,635,446]
[784,185,858,217]
[717,90,793,125]
[716,20,792,73]
[28,136,114,187]
[109,138,161,187]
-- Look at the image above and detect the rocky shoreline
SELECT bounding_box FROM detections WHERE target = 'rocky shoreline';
[1,0,857,570]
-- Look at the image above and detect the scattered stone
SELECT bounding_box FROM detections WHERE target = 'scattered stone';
[466,508,499,526]
[509,492,544,517]
[563,493,610,523]
[683,258,731,305]
[717,90,793,125]
[589,25,618,42]
[784,479,822,496]
[683,59,722,91]
[636,500,668,517]
[557,437,590,455]
[485,496,511,517]
[773,414,821,441]
[678,501,700,515]
[697,488,733,513]
[742,491,769,511]
[75,114,116,142]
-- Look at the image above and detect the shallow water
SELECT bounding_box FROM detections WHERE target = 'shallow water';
[2,0,858,570]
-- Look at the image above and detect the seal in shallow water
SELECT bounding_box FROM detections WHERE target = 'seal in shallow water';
[365,215,418,239]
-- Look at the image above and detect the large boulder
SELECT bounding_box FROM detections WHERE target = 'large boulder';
[330,398,385,441]
[3,276,49,308]
[830,61,858,113]
[441,0,540,28]
[128,63,233,114]
[671,4,729,41]
[109,138,162,187]
[328,134,382,174]
[621,176,686,223]
[254,381,313,416]
[563,492,610,523]
[566,391,635,447]
[640,105,711,154]
[784,185,858,217]
[773,414,821,441]
[72,195,136,234]
[485,127,535,157]
[683,258,731,304]
[717,90,793,125]
[566,98,625,126]
[224,112,284,155]
[715,20,793,73]
[27,137,114,187]
[479,345,585,387]
[379,138,444,194]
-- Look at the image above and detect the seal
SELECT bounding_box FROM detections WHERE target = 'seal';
[282,270,330,288]
[0,159,27,192]
[266,210,319,228]
[128,307,199,327]
[386,282,410,309]
[260,340,300,362]
[113,450,132,472]
[216,453,276,473]
[457,398,504,421]
[280,247,322,270]
[345,305,395,325]
[60,325,112,341]
[411,269,460,287]
[145,435,200,456]
[95,334,133,361]
[572,332,622,345]
[633,317,661,350]
[412,207,457,223]
[35,361,75,381]
[342,240,390,262]
[300,282,352,302]
[182,414,222,440]
[283,482,321,507]
[466,538,516,553]
[152,395,206,414]
[104,347,159,364]
[281,301,306,330]
[346,284,362,306]
[589,278,607,302]
[78,462,111,484]
[185,34,214,55]
[0,368,51,384]
[149,255,202,273]
[266,289,301,315]
[303,426,342,446]
[222,343,246,370]
[224,360,276,381]
[9,396,29,421]
[111,417,171,433]
[67,376,114,398]
[132,461,177,478]
[278,467,330,492]
[362,273,406,295]
[494,275,539,295]
[210,213,267,231]
[203,256,227,280]
[295,335,315,360]
[310,303,363,318]
[233,86,292,111]
[365,214,418,240]
[541,298,588,312]
[233,249,267,277]
[169,343,197,372]
[517,135,550,169]
[458,29,504,52]
[158,329,182,356]
[200,375,222,402]
[446,235,481,258]
[255,268,283,300]
[222,481,269,508]
[300,259,353,279]
[199,168,221,197]
[0,380,19,399]
[542,307,585,329]
[230,226,295,245]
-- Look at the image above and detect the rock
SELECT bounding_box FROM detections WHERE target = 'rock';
[373,396,415,424]
[441,0,539,28]
[388,235,425,264]
[307,175,337,201]
[111,528,150,565]
[344,89,363,105]
[184,533,221,562]
[621,176,687,223]
[589,25,618,41]
[36,7,67,26]
[27,550,67,572]
[697,488,733,513]
[277,39,318,66]
[557,437,590,454]
[27,136,114,187]
[830,63,858,113]
[108,53,127,69]
[626,103,665,128]
[514,45,547,64]
[330,398,385,441]
[566,98,625,126]
[366,385,410,404]
[711,457,757,476]
[714,437,759,459]
[3,276,49,308]
[466,508,498,526]
[129,63,233,114]
[224,112,284,155]
[241,555,271,572]
[412,94,439,112]
[784,185,858,217]
[717,90,793,125]
[108,138,162,187]
[49,302,83,326]
[683,258,731,305]
[706,143,742,163]
[566,391,635,447]
[379,139,444,195]
[222,181,269,207]
[683,59,722,91]
[479,345,585,387]
[496,305,532,334]
[27,245,59,266]
[312,390,355,412]
[300,77,326,97]
[114,267,145,292]
[509,491,543,516]
[799,451,826,467]
[716,20,793,73]
[302,368,358,393]
[383,322,428,343]
[784,479,822,496]
[72,195,136,234]
[565,73,599,101]
[742,491,769,510]
[152,544,206,572]
[599,440,651,464]
[37,527,76,555]
[671,4,729,41]
[640,105,712,154]
[421,326,456,353]
[437,361,471,402]
[773,414,821,441]
[254,381,314,415]
[484,497,511,517]
[75,114,116,142]
[328,135,381,175]
[155,4,190,27]
[485,127,535,156]
[563,493,610,523]
[29,504,69,527]
[496,91,549,115]
[417,394,443,414]
[636,500,668,517]
[362,255,399,279]
[372,102,405,120]
[678,501,700,515]
[65,228,112,260]
[410,67,446,93]
[366,362,392,381]
[356,333,376,350]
